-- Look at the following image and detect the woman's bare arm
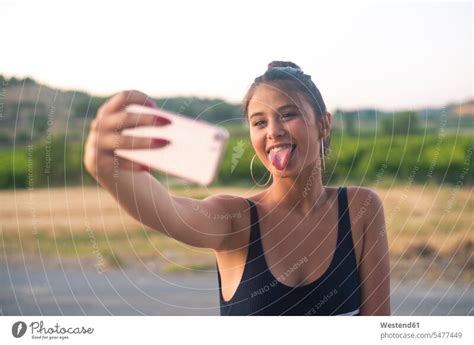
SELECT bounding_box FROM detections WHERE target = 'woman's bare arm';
[357,188,391,315]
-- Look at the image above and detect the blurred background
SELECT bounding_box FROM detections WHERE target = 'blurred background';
[0,0,472,315]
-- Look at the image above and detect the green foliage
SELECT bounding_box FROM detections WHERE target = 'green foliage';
[73,96,105,118]
[0,132,472,189]
[0,148,29,188]
[0,136,94,189]
[33,115,49,133]
[0,131,10,144]
[343,111,356,136]
[154,97,242,123]
[325,134,473,185]
[382,111,421,136]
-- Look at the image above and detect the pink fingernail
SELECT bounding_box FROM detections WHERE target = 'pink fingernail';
[152,139,170,146]
[153,116,171,125]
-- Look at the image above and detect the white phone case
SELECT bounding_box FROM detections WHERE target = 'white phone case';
[115,104,230,186]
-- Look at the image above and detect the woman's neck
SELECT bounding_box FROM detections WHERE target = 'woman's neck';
[261,163,329,217]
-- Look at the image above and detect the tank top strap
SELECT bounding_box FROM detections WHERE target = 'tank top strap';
[245,198,265,262]
[335,186,357,262]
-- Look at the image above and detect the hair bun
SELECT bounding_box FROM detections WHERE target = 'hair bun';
[267,61,301,71]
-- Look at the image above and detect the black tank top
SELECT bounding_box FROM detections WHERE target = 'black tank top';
[216,186,361,316]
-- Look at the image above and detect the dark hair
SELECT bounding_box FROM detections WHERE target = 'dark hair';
[242,61,331,157]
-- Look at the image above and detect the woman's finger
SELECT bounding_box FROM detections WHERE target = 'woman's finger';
[97,90,157,118]
[96,133,170,151]
[92,110,171,132]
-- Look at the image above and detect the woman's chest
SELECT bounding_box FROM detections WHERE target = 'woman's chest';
[256,206,363,285]
[217,201,364,297]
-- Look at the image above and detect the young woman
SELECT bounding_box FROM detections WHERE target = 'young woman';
[84,61,391,316]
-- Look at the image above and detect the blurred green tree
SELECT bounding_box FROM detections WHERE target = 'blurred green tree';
[382,111,420,136]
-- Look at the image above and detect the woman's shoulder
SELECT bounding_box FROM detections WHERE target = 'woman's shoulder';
[345,186,383,204]
[323,185,383,207]
[204,193,257,251]
[344,186,385,229]
[202,193,250,214]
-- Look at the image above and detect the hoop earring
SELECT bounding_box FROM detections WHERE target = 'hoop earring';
[320,138,326,172]
[250,154,272,187]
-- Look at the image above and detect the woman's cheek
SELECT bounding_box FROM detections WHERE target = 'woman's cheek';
[250,133,267,161]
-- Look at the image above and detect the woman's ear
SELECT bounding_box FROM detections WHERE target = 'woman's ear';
[317,120,325,139]
[323,112,332,139]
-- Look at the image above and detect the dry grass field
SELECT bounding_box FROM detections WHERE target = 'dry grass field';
[0,185,472,281]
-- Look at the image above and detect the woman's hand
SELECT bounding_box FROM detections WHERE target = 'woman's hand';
[83,90,171,180]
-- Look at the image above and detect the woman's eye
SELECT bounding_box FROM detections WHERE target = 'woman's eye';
[252,114,296,127]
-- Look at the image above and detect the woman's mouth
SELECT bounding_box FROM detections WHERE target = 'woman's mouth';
[267,144,297,171]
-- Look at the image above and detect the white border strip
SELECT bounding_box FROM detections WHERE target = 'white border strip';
[335,308,360,316]
[1,316,471,345]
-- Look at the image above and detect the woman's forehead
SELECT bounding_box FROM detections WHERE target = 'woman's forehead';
[248,84,313,115]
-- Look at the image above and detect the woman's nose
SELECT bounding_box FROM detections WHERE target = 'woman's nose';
[266,120,285,139]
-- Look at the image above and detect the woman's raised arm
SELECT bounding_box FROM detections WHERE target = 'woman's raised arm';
[83,90,234,250]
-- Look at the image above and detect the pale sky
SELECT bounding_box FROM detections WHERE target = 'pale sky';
[1,0,471,111]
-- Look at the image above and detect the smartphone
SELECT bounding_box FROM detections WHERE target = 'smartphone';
[114,104,230,186]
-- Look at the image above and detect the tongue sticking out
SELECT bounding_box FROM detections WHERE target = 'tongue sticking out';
[269,147,293,170]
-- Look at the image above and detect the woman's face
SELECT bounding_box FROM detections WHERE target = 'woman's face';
[247,83,324,178]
